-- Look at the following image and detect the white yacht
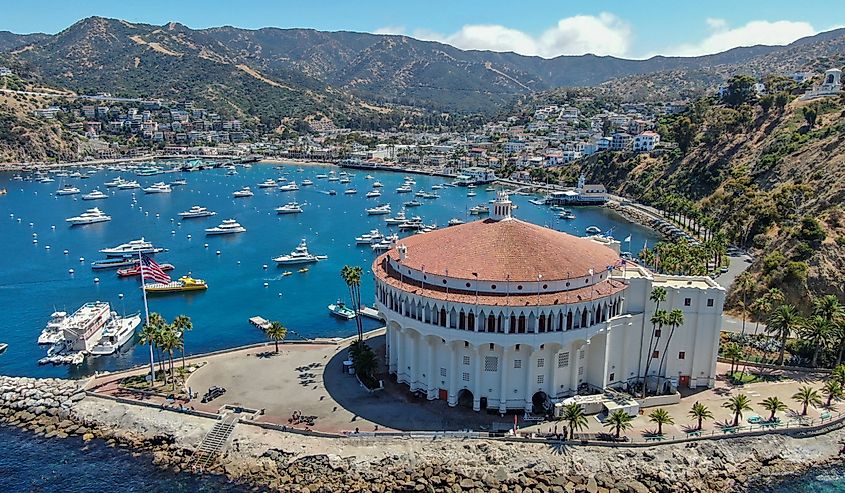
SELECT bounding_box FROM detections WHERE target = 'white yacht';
[105,177,126,188]
[275,202,303,214]
[559,211,576,220]
[447,218,465,226]
[100,238,165,257]
[586,226,602,235]
[396,185,412,193]
[89,313,141,356]
[316,174,329,179]
[233,187,254,198]
[179,206,217,218]
[55,186,80,196]
[279,182,299,191]
[143,182,172,194]
[272,239,326,265]
[38,311,69,345]
[82,189,108,200]
[328,176,340,182]
[61,301,112,352]
[258,179,277,188]
[372,181,383,188]
[117,180,141,190]
[355,229,385,245]
[366,204,391,215]
[169,178,187,186]
[404,200,423,207]
[205,219,247,235]
[344,188,358,195]
[469,204,490,215]
[371,234,399,251]
[365,175,374,180]
[384,210,408,225]
[431,184,444,190]
[66,208,112,225]
[365,190,382,198]
[301,179,314,186]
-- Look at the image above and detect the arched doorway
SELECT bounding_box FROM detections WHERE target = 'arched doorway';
[457,389,474,408]
[532,391,550,415]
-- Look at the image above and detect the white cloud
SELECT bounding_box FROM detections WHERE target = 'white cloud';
[664,19,817,57]
[374,12,632,58]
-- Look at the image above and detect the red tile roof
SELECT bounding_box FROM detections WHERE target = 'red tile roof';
[376,218,620,283]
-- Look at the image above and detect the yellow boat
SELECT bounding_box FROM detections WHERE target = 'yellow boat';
[144,275,208,294]
[298,267,309,273]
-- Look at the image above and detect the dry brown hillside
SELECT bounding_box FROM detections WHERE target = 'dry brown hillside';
[0,90,81,163]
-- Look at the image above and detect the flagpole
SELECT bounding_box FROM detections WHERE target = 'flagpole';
[139,252,155,384]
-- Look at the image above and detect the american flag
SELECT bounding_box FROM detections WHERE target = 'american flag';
[140,254,171,284]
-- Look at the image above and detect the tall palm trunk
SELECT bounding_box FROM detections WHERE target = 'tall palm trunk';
[641,322,662,394]
[657,324,677,381]
[169,352,176,391]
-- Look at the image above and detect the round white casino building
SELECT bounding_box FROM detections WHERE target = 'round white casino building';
[373,193,725,413]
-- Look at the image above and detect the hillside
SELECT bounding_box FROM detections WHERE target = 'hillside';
[0,89,82,162]
[3,17,845,116]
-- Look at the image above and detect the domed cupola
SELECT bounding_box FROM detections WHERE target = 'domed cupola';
[490,191,513,221]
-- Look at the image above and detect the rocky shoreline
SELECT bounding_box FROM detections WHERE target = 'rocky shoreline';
[1,375,843,492]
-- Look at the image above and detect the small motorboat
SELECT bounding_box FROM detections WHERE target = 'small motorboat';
[586,226,602,235]
[328,301,356,320]
[0,343,8,354]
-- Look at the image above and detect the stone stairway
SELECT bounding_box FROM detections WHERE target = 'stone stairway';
[189,413,238,471]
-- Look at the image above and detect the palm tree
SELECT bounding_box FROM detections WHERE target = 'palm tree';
[604,409,633,439]
[171,314,193,369]
[832,365,845,388]
[723,343,743,377]
[814,295,845,364]
[158,325,182,391]
[688,401,713,430]
[760,396,787,422]
[822,380,844,407]
[792,386,822,416]
[801,315,832,368]
[353,344,378,380]
[657,309,685,381]
[767,304,801,366]
[640,284,667,393]
[341,265,364,341]
[264,321,288,353]
[139,312,165,387]
[559,403,588,439]
[648,408,674,436]
[723,394,753,427]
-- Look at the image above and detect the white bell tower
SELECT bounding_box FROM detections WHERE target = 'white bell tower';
[491,191,513,221]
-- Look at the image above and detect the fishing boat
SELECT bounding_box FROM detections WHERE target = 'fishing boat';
[38,311,68,345]
[365,190,382,198]
[117,262,174,277]
[142,182,172,194]
[258,179,277,188]
[117,180,141,190]
[344,188,358,195]
[355,229,384,245]
[275,202,303,214]
[205,219,246,235]
[586,226,602,235]
[91,256,139,270]
[55,186,80,196]
[366,204,391,215]
[403,200,422,207]
[89,313,141,355]
[272,239,326,265]
[232,186,254,198]
[144,275,208,294]
[178,205,217,218]
[66,207,111,225]
[328,301,356,320]
[100,238,166,257]
[81,189,108,200]
[279,182,299,191]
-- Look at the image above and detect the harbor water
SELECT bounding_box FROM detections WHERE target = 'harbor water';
[0,162,659,378]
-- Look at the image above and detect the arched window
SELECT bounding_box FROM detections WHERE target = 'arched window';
[458,310,466,330]
[467,312,475,331]
[518,314,526,333]
[581,309,588,328]
[440,308,447,327]
[488,314,496,333]
[566,311,573,330]
[538,314,546,333]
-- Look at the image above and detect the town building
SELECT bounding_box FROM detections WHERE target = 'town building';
[374,194,725,412]
[633,131,660,152]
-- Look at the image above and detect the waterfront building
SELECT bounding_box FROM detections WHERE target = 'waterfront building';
[374,193,724,412]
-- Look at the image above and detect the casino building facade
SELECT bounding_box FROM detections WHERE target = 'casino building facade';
[372,193,725,412]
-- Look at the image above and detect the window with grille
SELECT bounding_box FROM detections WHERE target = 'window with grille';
[537,358,545,368]
[537,375,544,384]
[463,355,470,365]
[440,367,447,377]
[578,366,584,376]
[514,359,522,369]
[579,349,585,360]
[462,372,470,382]
[558,352,569,368]
[484,356,498,372]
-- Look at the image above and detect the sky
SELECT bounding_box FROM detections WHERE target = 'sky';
[2,0,844,59]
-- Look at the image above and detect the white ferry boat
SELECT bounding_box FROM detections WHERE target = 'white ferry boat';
[62,301,112,352]
[273,239,326,265]
[89,313,141,356]
[232,186,254,198]
[117,180,141,190]
[179,206,217,218]
[205,219,247,235]
[258,179,277,188]
[81,189,108,200]
[279,182,299,191]
[275,202,303,214]
[66,207,112,225]
[366,204,391,215]
[55,186,80,196]
[100,238,165,257]
[38,311,68,345]
[355,229,384,245]
[143,182,172,194]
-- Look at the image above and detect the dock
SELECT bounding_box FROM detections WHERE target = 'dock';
[358,306,383,321]
[248,316,271,331]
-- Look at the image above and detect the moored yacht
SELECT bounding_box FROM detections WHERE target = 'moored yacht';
[233,186,254,198]
[279,182,299,191]
[205,219,247,235]
[384,210,408,225]
[117,180,141,190]
[403,200,422,207]
[301,179,314,186]
[365,190,382,198]
[258,179,277,188]
[355,229,385,245]
[81,189,108,200]
[447,218,465,226]
[344,188,358,194]
[469,204,490,215]
[38,311,69,345]
[100,238,165,257]
[143,182,172,194]
[396,185,412,193]
[179,206,217,218]
[585,226,602,235]
[272,239,326,265]
[371,234,399,251]
[89,313,141,356]
[66,208,111,225]
[275,202,303,214]
[372,181,383,188]
[366,204,391,215]
[55,186,80,196]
